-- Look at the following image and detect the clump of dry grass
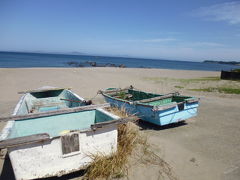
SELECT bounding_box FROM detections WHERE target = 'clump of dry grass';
[105,106,130,118]
[84,122,139,179]
[138,144,178,180]
[84,107,177,180]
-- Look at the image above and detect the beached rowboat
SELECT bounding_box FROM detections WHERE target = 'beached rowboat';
[0,86,90,140]
[100,86,199,126]
[0,87,135,179]
[15,86,90,115]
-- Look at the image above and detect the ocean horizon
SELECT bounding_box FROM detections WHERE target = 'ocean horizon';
[0,51,238,71]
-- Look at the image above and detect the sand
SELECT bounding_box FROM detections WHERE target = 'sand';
[0,67,239,180]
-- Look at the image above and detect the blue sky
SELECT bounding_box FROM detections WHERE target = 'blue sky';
[0,0,240,61]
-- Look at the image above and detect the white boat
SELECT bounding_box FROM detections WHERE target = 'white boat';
[0,87,133,180]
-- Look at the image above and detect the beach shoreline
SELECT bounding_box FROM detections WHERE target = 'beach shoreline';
[1,51,239,71]
[0,67,239,180]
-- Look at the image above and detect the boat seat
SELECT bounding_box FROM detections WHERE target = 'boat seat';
[31,101,68,113]
[33,101,66,107]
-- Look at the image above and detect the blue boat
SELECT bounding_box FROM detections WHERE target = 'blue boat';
[100,86,200,126]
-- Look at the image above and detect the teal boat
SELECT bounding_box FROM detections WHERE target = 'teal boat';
[14,86,90,115]
[0,86,136,179]
[0,86,91,141]
[100,86,199,126]
[0,103,127,179]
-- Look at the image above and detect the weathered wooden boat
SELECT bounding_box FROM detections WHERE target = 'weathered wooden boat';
[0,88,136,180]
[100,86,199,126]
[0,86,90,140]
[15,86,91,115]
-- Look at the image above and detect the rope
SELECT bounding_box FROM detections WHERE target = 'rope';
[90,93,99,101]
[87,93,100,102]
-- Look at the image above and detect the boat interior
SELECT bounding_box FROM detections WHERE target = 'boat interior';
[107,89,192,106]
[9,109,115,138]
[16,89,86,115]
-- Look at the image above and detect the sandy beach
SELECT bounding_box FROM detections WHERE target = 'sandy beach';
[0,67,239,180]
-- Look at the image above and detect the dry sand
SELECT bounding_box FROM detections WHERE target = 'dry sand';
[0,67,239,180]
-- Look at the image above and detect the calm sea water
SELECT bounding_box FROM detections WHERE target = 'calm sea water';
[0,51,238,71]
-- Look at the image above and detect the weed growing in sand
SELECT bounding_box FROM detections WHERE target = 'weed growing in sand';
[174,85,184,89]
[189,87,240,94]
[189,88,214,92]
[143,77,220,86]
[178,77,220,83]
[84,123,138,179]
[84,107,177,180]
[105,106,130,118]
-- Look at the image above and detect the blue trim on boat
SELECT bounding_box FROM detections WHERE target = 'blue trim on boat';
[102,91,199,126]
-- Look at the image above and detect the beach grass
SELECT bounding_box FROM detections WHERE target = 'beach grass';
[178,76,220,83]
[189,87,240,94]
[84,107,177,180]
[84,122,139,179]
[144,76,240,95]
[174,85,184,89]
[143,76,220,84]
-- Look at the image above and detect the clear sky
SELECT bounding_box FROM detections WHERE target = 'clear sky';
[0,0,240,61]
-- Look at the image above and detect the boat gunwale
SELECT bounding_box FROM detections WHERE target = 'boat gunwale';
[18,87,72,94]
[0,100,137,142]
[0,93,27,141]
[0,116,137,149]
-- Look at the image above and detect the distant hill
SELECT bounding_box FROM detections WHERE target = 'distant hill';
[203,60,240,66]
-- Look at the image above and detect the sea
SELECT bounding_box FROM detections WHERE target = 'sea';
[0,51,238,71]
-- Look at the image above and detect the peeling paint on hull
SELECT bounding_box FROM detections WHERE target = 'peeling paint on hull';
[9,125,118,180]
[0,87,120,180]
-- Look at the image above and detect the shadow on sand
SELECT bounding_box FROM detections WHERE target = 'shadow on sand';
[137,119,187,131]
[0,154,15,180]
[38,170,85,180]
[0,121,187,180]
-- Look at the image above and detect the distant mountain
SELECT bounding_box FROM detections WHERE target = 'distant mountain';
[69,51,86,55]
[203,60,240,66]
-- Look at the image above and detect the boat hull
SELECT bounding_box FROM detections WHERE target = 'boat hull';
[8,125,117,180]
[0,87,120,180]
[104,95,199,126]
